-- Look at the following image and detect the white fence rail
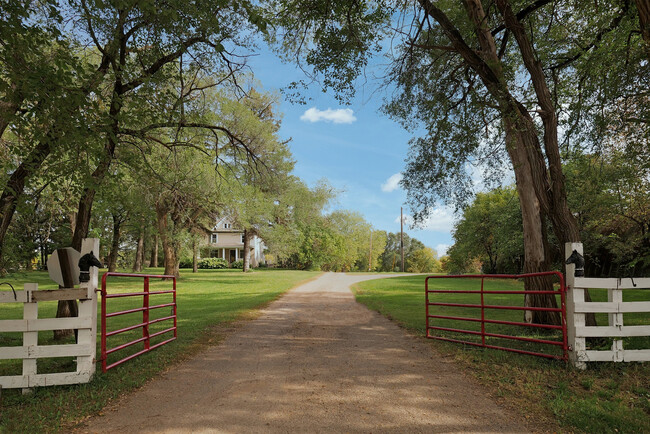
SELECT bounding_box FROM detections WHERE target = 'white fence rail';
[0,239,98,392]
[566,243,650,368]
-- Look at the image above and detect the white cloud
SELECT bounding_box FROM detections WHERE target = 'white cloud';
[300,107,357,124]
[395,206,456,233]
[381,173,403,192]
[435,244,450,257]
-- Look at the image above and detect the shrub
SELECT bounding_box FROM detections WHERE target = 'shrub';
[230,260,243,269]
[198,258,228,269]
[179,258,193,269]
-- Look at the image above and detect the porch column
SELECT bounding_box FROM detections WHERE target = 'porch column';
[222,248,225,259]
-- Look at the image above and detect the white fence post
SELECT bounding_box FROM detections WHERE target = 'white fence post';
[77,238,99,378]
[565,242,587,369]
[608,281,624,362]
[22,283,38,394]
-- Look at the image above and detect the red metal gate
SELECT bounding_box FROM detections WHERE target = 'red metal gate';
[426,272,567,361]
[101,272,177,372]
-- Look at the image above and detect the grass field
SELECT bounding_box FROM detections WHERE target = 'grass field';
[353,275,650,434]
[0,267,320,433]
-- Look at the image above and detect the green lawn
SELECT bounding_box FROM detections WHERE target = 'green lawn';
[353,275,650,434]
[0,267,320,433]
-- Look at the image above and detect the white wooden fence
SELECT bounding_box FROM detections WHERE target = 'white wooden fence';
[566,243,650,368]
[0,239,98,393]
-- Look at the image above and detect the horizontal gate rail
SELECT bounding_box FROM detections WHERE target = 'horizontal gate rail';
[101,272,177,372]
[426,272,568,361]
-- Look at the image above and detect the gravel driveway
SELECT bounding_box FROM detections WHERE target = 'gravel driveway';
[78,272,529,433]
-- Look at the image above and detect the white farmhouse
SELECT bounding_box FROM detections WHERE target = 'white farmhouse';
[200,217,266,267]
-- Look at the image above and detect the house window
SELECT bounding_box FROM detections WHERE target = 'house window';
[210,233,218,244]
[224,223,231,229]
[241,234,245,244]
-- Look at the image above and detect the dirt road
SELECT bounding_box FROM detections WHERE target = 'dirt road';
[79,272,529,433]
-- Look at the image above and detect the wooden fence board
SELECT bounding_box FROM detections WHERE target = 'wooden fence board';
[0,375,28,389]
[0,319,28,332]
[29,344,94,358]
[576,325,650,338]
[619,301,650,313]
[30,288,89,302]
[0,291,28,303]
[29,371,92,387]
[623,349,650,362]
[0,347,28,359]
[574,277,650,290]
[584,350,616,362]
[26,316,93,331]
[574,302,618,313]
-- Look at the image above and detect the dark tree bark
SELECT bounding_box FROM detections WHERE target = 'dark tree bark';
[192,240,199,273]
[107,213,126,272]
[0,140,51,270]
[151,234,159,268]
[242,229,252,272]
[53,294,79,340]
[71,82,121,251]
[133,227,144,272]
[156,204,179,278]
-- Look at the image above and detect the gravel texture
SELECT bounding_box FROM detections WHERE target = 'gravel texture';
[78,272,530,433]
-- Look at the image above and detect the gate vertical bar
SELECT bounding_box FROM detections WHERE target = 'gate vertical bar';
[425,277,430,338]
[101,273,108,373]
[481,278,485,345]
[173,277,177,338]
[559,273,568,361]
[143,276,150,350]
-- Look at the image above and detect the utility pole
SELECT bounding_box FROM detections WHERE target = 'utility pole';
[400,207,404,272]
[368,229,373,271]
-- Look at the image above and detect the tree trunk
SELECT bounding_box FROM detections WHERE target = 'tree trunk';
[133,227,144,272]
[140,230,147,267]
[192,240,198,273]
[71,64,123,251]
[156,204,179,278]
[70,142,117,251]
[243,229,251,272]
[69,212,77,238]
[162,241,178,277]
[107,213,122,272]
[0,139,51,269]
[151,234,159,268]
[0,84,24,138]
[504,121,561,325]
[53,288,79,340]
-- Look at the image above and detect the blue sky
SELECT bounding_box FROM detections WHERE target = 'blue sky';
[246,49,456,256]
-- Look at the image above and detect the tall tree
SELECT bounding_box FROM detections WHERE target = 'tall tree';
[69,0,272,250]
[272,0,647,323]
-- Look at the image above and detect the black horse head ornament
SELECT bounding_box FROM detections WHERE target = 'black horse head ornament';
[79,251,102,282]
[565,250,585,277]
